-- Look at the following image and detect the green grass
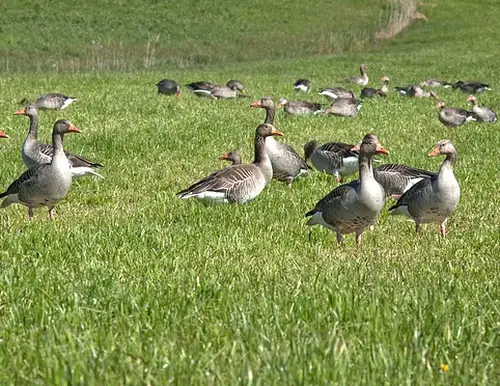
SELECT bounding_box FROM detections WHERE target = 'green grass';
[0,0,499,384]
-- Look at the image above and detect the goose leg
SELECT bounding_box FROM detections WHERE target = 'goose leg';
[28,207,34,221]
[355,232,362,247]
[285,177,293,189]
[334,172,342,184]
[48,207,57,220]
[415,219,422,234]
[336,232,343,245]
[440,219,447,238]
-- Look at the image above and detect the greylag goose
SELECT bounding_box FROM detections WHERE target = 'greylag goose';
[0,120,80,220]
[218,150,242,165]
[318,87,355,101]
[250,97,310,187]
[466,95,497,122]
[211,84,241,99]
[453,81,490,94]
[277,98,322,116]
[0,130,8,139]
[33,93,77,110]
[360,76,390,99]
[294,79,311,93]
[303,140,358,183]
[15,104,104,179]
[305,133,389,246]
[156,79,181,96]
[344,64,368,86]
[226,80,246,94]
[323,98,362,117]
[389,140,460,238]
[437,101,477,127]
[177,124,283,204]
[420,79,452,88]
[185,81,215,97]
[396,85,437,98]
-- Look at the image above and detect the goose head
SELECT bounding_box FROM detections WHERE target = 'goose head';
[351,133,389,156]
[429,91,439,99]
[14,103,38,117]
[436,100,446,109]
[53,119,81,135]
[226,80,246,94]
[428,140,456,157]
[0,130,9,138]
[256,123,283,138]
[218,150,242,165]
[277,98,288,109]
[303,140,319,161]
[466,95,477,105]
[381,76,390,84]
[360,64,368,74]
[250,96,274,110]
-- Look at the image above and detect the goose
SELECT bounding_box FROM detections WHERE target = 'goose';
[396,85,438,98]
[177,123,283,204]
[303,140,359,183]
[305,133,389,246]
[250,97,310,187]
[0,130,8,139]
[466,95,497,123]
[345,64,368,86]
[218,150,242,165]
[33,93,77,110]
[14,104,104,179]
[226,80,246,94]
[0,120,81,220]
[156,79,181,96]
[185,81,216,97]
[360,76,390,99]
[453,81,490,94]
[389,140,460,238]
[372,164,437,199]
[294,79,311,93]
[277,98,322,116]
[395,84,416,96]
[420,79,453,88]
[211,84,241,99]
[318,87,355,101]
[323,98,362,117]
[437,100,476,127]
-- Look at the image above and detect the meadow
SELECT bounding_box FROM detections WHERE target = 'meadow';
[0,0,499,384]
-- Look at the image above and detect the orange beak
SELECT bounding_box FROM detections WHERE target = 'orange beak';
[351,143,360,152]
[14,107,26,115]
[428,146,440,157]
[218,153,229,160]
[0,130,9,138]
[68,124,81,134]
[375,144,389,155]
[271,128,284,137]
[250,100,261,108]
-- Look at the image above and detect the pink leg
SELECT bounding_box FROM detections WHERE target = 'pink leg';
[390,194,402,200]
[28,207,34,221]
[49,207,57,220]
[440,219,447,238]
[355,232,362,247]
[336,232,343,245]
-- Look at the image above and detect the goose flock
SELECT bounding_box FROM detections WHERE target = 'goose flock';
[1,64,496,246]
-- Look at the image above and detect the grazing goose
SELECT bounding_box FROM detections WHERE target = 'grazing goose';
[277,98,322,116]
[305,133,389,246]
[15,104,104,179]
[453,81,490,94]
[0,120,80,220]
[250,97,310,187]
[318,87,355,101]
[389,140,460,238]
[0,130,8,138]
[185,81,216,97]
[156,79,181,96]
[466,95,497,122]
[437,100,476,127]
[360,76,390,99]
[177,123,283,204]
[420,79,453,88]
[303,140,359,183]
[226,80,246,94]
[323,98,362,117]
[211,84,240,99]
[218,150,242,165]
[345,64,369,86]
[395,84,416,96]
[33,93,77,110]
[396,85,438,98]
[294,79,311,93]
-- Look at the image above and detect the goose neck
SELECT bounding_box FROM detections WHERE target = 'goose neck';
[254,135,270,165]
[358,153,374,181]
[264,106,275,125]
[27,113,38,140]
[51,132,65,162]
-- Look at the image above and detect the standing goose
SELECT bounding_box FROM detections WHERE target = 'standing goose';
[0,120,81,220]
[0,131,8,139]
[361,76,390,99]
[437,100,477,127]
[389,140,460,238]
[294,79,311,93]
[304,140,359,183]
[318,87,355,101]
[466,95,497,123]
[323,98,362,117]
[156,79,181,96]
[305,133,389,245]
[344,64,369,86]
[14,104,104,179]
[277,98,322,116]
[250,97,310,187]
[177,123,283,204]
[218,150,242,165]
[453,81,490,94]
[33,93,77,110]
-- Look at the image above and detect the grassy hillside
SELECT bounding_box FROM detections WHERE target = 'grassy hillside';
[0,0,499,384]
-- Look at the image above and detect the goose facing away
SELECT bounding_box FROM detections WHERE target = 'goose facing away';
[389,140,460,238]
[294,79,311,93]
[323,98,362,117]
[0,131,8,138]
[33,93,77,110]
[467,95,497,123]
[304,140,359,183]
[219,150,242,165]
[305,133,389,245]
[437,101,476,127]
[453,81,490,94]
[156,79,181,96]
[14,105,104,179]
[345,64,368,86]
[277,98,322,116]
[318,87,355,101]
[0,120,81,220]
[250,97,310,187]
[177,124,283,204]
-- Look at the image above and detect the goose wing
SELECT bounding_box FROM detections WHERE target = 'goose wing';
[0,164,47,198]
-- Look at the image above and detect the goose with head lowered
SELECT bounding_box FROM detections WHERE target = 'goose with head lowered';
[0,120,81,220]
[218,150,242,165]
[250,97,310,187]
[156,79,181,96]
[14,104,103,179]
[389,140,460,238]
[293,79,311,93]
[436,100,477,127]
[305,133,389,246]
[466,95,497,123]
[177,123,283,204]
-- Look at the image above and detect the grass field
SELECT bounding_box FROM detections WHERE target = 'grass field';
[0,0,499,384]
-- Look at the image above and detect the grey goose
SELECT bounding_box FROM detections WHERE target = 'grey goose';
[15,104,104,179]
[156,79,181,96]
[452,81,490,94]
[360,76,390,99]
[177,123,283,204]
[277,98,322,116]
[33,93,77,110]
[344,64,368,86]
[0,120,81,220]
[323,97,362,117]
[466,95,497,123]
[250,97,310,187]
[389,140,460,238]
[318,87,355,101]
[437,101,477,127]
